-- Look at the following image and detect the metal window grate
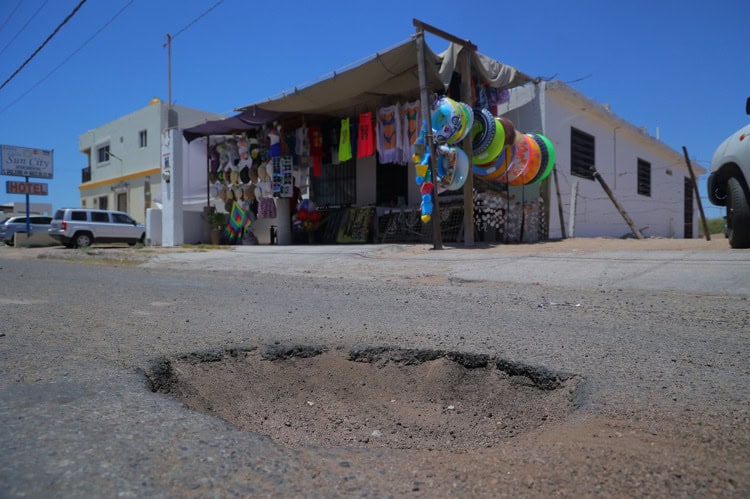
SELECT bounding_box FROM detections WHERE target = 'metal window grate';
[571,127,595,180]
[637,158,651,196]
[311,161,356,207]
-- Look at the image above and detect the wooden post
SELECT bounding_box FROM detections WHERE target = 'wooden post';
[591,167,644,239]
[552,166,566,239]
[460,49,474,247]
[568,180,578,238]
[682,146,711,241]
[414,27,442,250]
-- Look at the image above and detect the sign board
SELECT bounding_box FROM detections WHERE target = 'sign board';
[6,180,48,195]
[0,144,54,179]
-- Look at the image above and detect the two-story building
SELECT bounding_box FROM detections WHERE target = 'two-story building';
[78,98,222,223]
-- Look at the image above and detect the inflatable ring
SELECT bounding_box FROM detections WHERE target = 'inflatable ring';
[511,134,543,186]
[471,108,495,156]
[472,145,514,181]
[498,117,516,147]
[473,118,506,165]
[527,134,550,184]
[447,102,473,144]
[530,134,556,183]
[431,96,462,144]
[500,134,537,185]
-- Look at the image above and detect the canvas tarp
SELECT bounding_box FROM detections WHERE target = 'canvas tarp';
[182,106,281,143]
[238,38,534,117]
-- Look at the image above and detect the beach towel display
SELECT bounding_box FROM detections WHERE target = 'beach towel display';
[376,104,402,164]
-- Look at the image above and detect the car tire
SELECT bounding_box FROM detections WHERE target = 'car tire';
[74,232,93,248]
[727,176,750,249]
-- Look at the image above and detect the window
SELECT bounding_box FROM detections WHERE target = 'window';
[311,161,356,207]
[637,158,651,196]
[71,211,87,221]
[112,213,134,224]
[98,196,108,210]
[97,145,110,164]
[570,127,595,180]
[139,130,147,148]
[91,212,109,222]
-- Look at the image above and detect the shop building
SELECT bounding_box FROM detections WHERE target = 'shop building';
[156,31,703,246]
[78,98,222,223]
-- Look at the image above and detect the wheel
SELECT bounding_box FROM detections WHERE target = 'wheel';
[74,232,93,248]
[727,176,750,248]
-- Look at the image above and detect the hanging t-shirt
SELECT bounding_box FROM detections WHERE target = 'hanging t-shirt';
[308,123,323,177]
[295,126,309,157]
[339,117,352,162]
[357,112,375,159]
[376,104,402,164]
[401,100,421,164]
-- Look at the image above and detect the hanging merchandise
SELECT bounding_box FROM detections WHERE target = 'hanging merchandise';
[412,121,433,222]
[430,96,473,145]
[224,201,253,243]
[309,123,323,177]
[499,134,542,185]
[528,133,556,183]
[472,144,515,181]
[472,117,505,165]
[498,117,516,147]
[338,117,352,162]
[401,100,421,164]
[376,103,402,164]
[435,144,469,192]
[357,112,375,158]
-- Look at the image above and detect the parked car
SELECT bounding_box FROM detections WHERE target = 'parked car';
[48,208,145,248]
[0,215,53,245]
[707,97,750,248]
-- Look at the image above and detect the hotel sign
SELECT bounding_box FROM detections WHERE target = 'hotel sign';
[6,180,48,195]
[0,144,54,179]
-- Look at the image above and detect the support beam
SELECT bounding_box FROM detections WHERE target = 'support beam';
[591,167,644,239]
[682,146,711,241]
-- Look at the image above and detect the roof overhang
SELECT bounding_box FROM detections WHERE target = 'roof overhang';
[238,38,534,117]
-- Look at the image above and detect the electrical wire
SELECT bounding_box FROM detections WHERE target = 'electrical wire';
[0,0,88,93]
[0,0,135,115]
[0,0,24,35]
[170,0,224,40]
[0,0,50,57]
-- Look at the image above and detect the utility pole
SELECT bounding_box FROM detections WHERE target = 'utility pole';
[165,33,172,108]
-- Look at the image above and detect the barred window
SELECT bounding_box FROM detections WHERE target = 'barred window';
[310,161,357,207]
[637,158,651,196]
[570,127,595,180]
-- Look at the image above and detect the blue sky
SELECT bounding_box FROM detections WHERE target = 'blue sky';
[0,0,747,220]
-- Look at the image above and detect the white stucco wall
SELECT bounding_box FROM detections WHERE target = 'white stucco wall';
[540,82,699,239]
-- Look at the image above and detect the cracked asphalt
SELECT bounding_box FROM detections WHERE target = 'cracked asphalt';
[0,239,748,497]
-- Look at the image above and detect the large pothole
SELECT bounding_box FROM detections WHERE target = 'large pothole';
[146,344,580,450]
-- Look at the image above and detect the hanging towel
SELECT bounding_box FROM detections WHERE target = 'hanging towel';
[401,100,421,164]
[376,104,402,164]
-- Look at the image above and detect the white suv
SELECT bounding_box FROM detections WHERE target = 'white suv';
[48,208,145,248]
[707,98,750,248]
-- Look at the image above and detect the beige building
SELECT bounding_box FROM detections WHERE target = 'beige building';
[78,99,222,222]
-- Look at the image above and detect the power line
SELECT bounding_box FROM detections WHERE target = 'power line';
[0,0,88,93]
[0,0,135,115]
[0,0,50,57]
[0,0,24,35]
[171,0,224,40]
